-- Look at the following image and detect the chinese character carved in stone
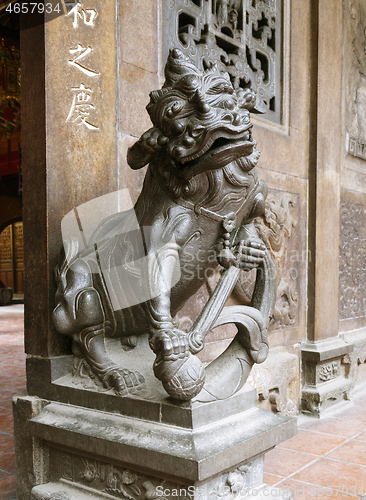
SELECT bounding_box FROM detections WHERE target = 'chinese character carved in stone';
[53,49,276,402]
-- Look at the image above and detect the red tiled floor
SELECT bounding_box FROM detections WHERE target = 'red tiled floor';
[0,448,16,475]
[0,376,26,393]
[0,469,11,481]
[275,479,362,499]
[264,447,318,477]
[292,457,366,492]
[0,409,14,433]
[327,439,366,466]
[0,304,25,500]
[0,475,16,498]
[264,398,366,499]
[279,429,348,456]
[355,430,366,442]
[299,417,366,438]
[353,396,366,408]
[333,406,366,424]
[0,395,15,411]
[264,473,285,486]
[0,434,14,453]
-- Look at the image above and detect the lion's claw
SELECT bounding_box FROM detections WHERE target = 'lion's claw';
[150,328,190,361]
[104,368,145,395]
[235,239,266,271]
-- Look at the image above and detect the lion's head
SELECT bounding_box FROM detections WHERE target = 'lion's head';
[127,49,265,182]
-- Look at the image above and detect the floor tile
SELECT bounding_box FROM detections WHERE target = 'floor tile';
[292,457,366,492]
[0,409,13,433]
[275,479,361,499]
[0,474,16,498]
[0,433,13,453]
[352,396,366,409]
[327,439,366,466]
[299,417,366,438]
[264,473,284,486]
[279,430,348,456]
[0,469,11,480]
[335,406,366,424]
[264,447,318,477]
[0,376,25,393]
[0,398,14,411]
[355,430,366,442]
[0,448,15,474]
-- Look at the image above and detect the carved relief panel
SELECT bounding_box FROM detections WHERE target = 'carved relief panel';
[254,191,299,330]
[317,361,340,383]
[54,450,185,499]
[162,0,283,123]
[51,449,265,500]
[339,200,366,320]
[233,189,300,330]
[345,0,366,160]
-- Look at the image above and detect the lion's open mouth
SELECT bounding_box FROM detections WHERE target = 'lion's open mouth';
[177,131,255,180]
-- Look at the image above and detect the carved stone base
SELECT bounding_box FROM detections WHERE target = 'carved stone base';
[30,479,293,500]
[301,338,352,416]
[249,349,299,416]
[341,328,366,392]
[14,384,296,499]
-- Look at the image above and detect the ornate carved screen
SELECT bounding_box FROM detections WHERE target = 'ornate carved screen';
[163,0,283,123]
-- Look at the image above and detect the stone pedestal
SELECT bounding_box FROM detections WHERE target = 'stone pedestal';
[14,383,295,499]
[301,339,352,416]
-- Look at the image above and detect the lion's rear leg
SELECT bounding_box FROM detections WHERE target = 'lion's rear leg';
[76,322,144,395]
[53,256,144,395]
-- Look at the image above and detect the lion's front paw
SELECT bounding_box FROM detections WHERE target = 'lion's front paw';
[150,329,205,400]
[149,328,190,362]
[140,127,168,153]
[235,239,266,271]
[103,368,145,396]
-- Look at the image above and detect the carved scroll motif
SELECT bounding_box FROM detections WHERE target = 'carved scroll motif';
[163,0,283,123]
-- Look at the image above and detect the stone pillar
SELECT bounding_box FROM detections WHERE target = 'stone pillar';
[301,0,352,416]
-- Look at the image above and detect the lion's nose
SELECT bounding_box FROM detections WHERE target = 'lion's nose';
[232,113,241,126]
[173,146,185,159]
[183,136,195,147]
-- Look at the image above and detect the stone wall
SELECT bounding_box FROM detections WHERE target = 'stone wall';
[338,0,366,393]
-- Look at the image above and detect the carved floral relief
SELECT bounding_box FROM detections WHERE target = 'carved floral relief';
[339,200,366,319]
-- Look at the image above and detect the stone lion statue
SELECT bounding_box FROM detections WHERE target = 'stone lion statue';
[53,49,276,401]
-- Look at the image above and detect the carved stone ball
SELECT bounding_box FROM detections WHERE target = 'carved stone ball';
[163,353,205,400]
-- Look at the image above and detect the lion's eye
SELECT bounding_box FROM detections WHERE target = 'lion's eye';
[224,99,235,110]
[166,101,184,118]
[172,101,184,114]
[207,82,234,95]
[171,121,185,136]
